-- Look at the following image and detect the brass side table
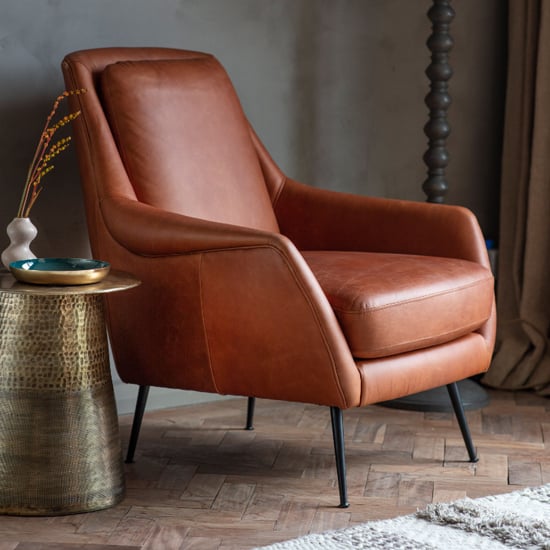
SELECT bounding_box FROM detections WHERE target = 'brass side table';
[0,270,139,515]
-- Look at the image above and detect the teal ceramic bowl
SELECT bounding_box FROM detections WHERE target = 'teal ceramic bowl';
[9,258,110,285]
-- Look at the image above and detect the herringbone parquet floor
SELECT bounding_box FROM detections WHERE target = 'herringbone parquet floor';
[0,388,549,549]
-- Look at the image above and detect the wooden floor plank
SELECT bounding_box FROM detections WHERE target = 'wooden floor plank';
[140,525,188,550]
[273,499,317,535]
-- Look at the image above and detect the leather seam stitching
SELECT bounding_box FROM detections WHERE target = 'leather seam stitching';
[329,277,494,314]
[352,323,486,358]
[198,252,221,394]
[271,175,287,210]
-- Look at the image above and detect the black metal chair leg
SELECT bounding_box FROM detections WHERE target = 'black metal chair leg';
[330,406,350,508]
[245,397,255,430]
[125,385,150,463]
[447,382,479,463]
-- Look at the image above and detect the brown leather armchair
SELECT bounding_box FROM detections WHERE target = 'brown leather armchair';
[62,47,496,508]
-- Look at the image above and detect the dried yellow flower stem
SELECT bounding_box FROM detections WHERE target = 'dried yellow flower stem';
[17,89,86,218]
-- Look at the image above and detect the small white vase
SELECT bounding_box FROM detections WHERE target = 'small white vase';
[1,217,38,269]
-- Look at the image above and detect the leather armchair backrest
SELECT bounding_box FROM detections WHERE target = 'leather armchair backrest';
[100,54,280,233]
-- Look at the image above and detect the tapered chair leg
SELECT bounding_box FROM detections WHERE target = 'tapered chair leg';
[245,397,256,430]
[447,382,479,463]
[125,385,150,463]
[330,407,349,508]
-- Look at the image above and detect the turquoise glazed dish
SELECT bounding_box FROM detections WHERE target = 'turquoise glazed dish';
[9,258,110,285]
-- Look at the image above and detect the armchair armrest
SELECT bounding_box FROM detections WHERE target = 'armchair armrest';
[100,195,284,256]
[274,179,491,268]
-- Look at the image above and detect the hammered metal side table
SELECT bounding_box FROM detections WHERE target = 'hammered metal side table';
[0,270,139,515]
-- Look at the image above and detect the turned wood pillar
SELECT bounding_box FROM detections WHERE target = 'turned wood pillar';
[423,0,455,203]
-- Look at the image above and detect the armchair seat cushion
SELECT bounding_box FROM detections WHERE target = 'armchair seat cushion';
[303,251,494,359]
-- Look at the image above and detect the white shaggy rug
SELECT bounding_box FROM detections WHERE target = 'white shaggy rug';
[257,484,550,549]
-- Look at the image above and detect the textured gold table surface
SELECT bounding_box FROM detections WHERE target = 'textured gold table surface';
[0,269,140,515]
[0,269,140,295]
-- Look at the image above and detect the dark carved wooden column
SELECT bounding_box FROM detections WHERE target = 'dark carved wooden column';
[423,0,454,203]
[421,0,489,411]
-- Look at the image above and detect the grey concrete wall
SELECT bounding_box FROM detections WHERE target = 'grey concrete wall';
[0,0,507,411]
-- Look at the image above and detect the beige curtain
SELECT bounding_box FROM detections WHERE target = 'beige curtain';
[482,0,550,394]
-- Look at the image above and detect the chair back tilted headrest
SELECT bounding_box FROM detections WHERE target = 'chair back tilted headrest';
[101,54,279,232]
